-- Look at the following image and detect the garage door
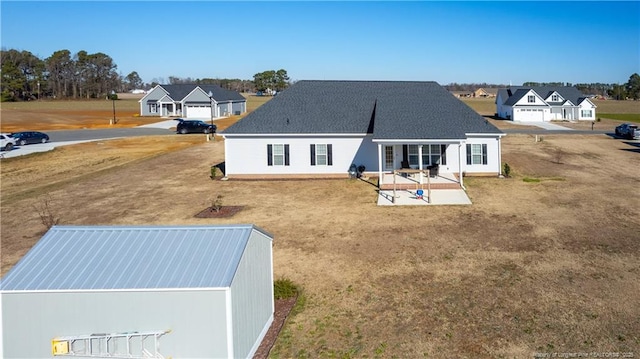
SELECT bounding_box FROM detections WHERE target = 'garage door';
[517,108,544,122]
[185,105,211,118]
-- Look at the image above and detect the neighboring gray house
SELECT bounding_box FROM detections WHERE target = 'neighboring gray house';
[139,84,247,118]
[222,80,505,189]
[1,224,274,359]
[496,86,596,122]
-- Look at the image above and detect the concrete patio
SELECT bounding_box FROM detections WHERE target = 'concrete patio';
[377,188,471,206]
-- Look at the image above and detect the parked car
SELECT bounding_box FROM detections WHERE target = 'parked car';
[11,131,50,145]
[175,119,216,134]
[615,123,640,140]
[1,133,16,151]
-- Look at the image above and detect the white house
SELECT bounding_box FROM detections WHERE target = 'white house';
[1,225,274,359]
[139,84,246,118]
[222,81,505,190]
[496,86,596,122]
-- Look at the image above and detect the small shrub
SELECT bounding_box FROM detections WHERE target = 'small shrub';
[274,277,299,299]
[210,194,223,212]
[503,163,511,178]
[33,194,61,230]
[210,166,217,179]
[553,147,565,164]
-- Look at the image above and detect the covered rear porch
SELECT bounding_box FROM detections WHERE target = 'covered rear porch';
[378,170,460,190]
[374,140,466,190]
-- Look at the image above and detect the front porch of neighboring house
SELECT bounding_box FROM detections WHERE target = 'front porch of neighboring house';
[160,101,182,117]
[375,141,465,190]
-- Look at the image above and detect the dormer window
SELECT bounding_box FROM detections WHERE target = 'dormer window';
[552,94,559,101]
[527,95,535,103]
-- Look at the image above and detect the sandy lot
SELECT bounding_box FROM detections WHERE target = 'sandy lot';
[1,98,639,357]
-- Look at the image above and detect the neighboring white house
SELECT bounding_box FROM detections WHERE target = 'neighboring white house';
[139,84,246,118]
[496,86,596,122]
[222,81,505,189]
[1,224,274,359]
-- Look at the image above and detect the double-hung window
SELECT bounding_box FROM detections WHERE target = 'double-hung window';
[310,144,332,166]
[267,144,289,166]
[581,109,592,117]
[466,144,488,165]
[408,145,419,167]
[527,95,535,103]
[421,144,447,166]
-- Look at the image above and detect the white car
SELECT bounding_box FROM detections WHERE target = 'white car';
[1,133,16,151]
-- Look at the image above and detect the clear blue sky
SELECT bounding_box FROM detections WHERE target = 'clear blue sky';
[2,1,639,85]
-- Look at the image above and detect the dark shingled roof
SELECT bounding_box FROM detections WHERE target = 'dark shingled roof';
[498,86,588,106]
[223,81,502,139]
[160,84,245,102]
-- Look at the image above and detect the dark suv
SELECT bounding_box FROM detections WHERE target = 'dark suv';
[11,131,50,145]
[175,119,216,134]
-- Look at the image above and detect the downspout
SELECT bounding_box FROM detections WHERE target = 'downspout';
[377,143,383,187]
[497,136,503,177]
[458,143,465,190]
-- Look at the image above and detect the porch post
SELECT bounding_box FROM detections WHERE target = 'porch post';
[458,143,464,189]
[377,143,383,186]
[418,144,424,184]
[497,137,503,177]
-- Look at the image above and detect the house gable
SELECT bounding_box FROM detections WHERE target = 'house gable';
[184,87,214,104]
[544,91,565,104]
[510,89,549,107]
[139,85,169,103]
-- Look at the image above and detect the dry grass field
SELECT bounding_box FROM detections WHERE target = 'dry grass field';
[1,96,639,357]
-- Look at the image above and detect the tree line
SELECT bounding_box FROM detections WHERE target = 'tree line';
[0,47,292,102]
[445,74,640,100]
[1,48,137,101]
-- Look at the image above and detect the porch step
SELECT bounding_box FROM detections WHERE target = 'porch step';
[379,183,462,190]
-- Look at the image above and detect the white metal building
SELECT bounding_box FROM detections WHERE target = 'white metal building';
[0,224,274,359]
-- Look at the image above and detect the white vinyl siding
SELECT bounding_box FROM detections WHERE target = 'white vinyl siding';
[225,136,378,176]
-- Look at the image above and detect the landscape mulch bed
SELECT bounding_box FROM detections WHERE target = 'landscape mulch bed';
[194,206,244,218]
[253,296,298,359]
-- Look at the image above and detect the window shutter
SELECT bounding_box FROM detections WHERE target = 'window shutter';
[267,144,273,166]
[310,144,316,166]
[327,144,333,166]
[466,144,471,165]
[284,144,290,166]
[482,144,488,165]
[440,144,447,165]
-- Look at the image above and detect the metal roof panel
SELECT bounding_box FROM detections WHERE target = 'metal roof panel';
[0,225,271,291]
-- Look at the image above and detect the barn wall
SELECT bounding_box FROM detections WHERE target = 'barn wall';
[230,231,274,358]
[2,290,228,358]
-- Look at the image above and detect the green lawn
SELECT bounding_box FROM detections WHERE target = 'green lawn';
[598,113,640,123]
